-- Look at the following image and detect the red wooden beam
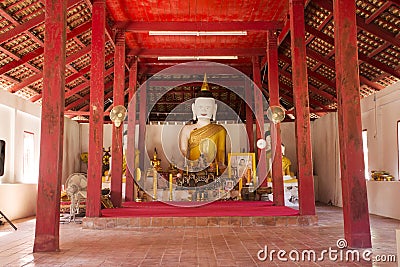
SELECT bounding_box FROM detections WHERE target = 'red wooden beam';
[128,48,266,57]
[289,0,315,216]
[116,21,283,32]
[86,0,106,218]
[267,31,284,205]
[110,30,125,207]
[138,77,147,170]
[33,0,66,253]
[333,0,371,248]
[125,59,138,202]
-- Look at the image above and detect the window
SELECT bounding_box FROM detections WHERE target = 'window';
[362,130,369,180]
[23,131,35,182]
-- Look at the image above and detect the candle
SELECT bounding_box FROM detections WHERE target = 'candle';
[186,165,189,176]
[216,162,219,176]
[239,177,243,200]
[247,168,252,184]
[153,169,157,200]
[169,173,173,201]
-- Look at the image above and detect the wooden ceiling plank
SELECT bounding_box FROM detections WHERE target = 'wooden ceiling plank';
[306,23,400,79]
[0,21,91,76]
[0,0,81,45]
[279,68,337,102]
[278,81,326,109]
[315,0,400,48]
[365,1,392,24]
[115,21,284,32]
[8,44,92,93]
[358,52,400,78]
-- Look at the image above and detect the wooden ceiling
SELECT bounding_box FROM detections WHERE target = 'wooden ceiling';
[0,0,399,122]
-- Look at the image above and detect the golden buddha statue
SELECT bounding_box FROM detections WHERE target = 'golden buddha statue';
[179,74,227,167]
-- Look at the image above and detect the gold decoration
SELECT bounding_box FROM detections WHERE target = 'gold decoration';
[201,73,209,91]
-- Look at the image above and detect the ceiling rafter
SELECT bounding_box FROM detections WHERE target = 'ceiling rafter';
[0,0,81,45]
[314,0,400,48]
[0,21,91,76]
[278,68,337,102]
[8,45,91,93]
[305,24,400,79]
[30,53,115,102]
[277,81,327,109]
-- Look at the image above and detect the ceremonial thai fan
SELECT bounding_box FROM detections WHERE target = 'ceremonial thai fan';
[266,105,286,124]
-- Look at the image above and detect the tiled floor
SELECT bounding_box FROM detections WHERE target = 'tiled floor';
[0,204,398,266]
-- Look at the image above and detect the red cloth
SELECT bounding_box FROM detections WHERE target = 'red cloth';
[101,201,299,217]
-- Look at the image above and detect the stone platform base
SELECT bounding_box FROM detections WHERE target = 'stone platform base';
[82,215,318,230]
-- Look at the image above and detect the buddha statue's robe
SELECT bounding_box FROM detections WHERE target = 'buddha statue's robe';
[187,123,226,165]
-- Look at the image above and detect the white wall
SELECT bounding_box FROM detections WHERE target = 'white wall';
[312,112,342,206]
[361,82,400,181]
[0,90,80,220]
[311,81,400,208]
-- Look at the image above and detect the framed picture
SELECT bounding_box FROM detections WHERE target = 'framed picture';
[228,153,256,185]
[224,179,234,191]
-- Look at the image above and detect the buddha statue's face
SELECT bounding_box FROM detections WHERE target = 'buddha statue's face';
[192,97,217,120]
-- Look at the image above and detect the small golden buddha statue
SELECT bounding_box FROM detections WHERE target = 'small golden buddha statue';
[150,148,162,171]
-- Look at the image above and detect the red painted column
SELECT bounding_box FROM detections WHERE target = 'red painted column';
[86,0,106,217]
[252,56,267,186]
[333,0,371,248]
[125,58,138,202]
[138,77,147,169]
[245,80,254,153]
[267,31,285,206]
[110,30,125,207]
[289,0,316,215]
[33,0,67,252]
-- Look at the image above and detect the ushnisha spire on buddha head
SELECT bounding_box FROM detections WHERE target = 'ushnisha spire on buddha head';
[192,74,217,121]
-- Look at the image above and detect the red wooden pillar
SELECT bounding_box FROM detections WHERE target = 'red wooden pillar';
[138,77,147,169]
[110,30,125,207]
[245,80,254,153]
[33,0,67,252]
[267,31,285,206]
[252,56,267,186]
[86,0,106,217]
[125,58,138,202]
[289,0,316,215]
[333,0,371,248]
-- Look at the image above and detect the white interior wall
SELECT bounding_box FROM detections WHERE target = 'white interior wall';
[361,82,400,180]
[311,81,400,208]
[0,90,80,220]
[312,112,342,206]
